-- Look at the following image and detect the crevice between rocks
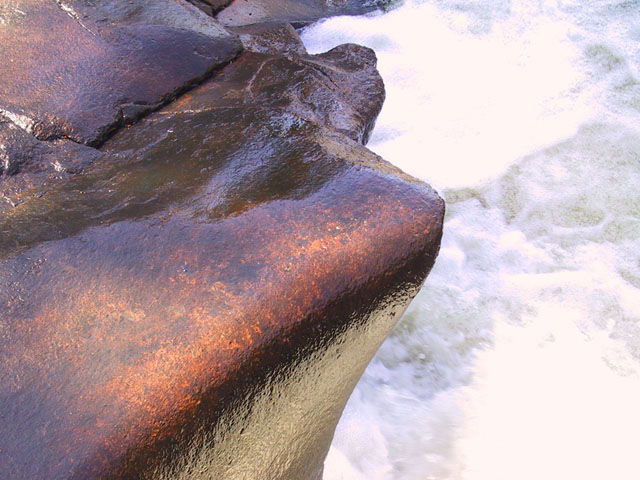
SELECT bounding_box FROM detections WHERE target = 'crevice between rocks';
[0,49,243,163]
[187,0,233,17]
[89,52,242,148]
[53,0,99,37]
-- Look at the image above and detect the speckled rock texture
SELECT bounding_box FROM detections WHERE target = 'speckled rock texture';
[0,2,444,479]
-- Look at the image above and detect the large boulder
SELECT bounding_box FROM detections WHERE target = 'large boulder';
[0,5,444,480]
[168,38,385,144]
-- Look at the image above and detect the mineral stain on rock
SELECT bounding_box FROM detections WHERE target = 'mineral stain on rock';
[0,2,444,479]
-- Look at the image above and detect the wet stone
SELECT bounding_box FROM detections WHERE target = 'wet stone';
[229,22,309,57]
[0,120,100,213]
[216,0,386,27]
[63,0,233,39]
[189,0,233,14]
[0,0,242,146]
[0,2,444,479]
[0,95,444,478]
[166,44,385,144]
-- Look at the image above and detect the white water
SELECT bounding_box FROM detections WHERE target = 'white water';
[302,1,640,478]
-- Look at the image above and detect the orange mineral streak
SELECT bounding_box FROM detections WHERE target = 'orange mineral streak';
[1,157,440,478]
[0,26,443,478]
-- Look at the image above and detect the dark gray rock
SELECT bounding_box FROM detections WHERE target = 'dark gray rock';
[0,120,100,212]
[189,0,233,14]
[229,22,309,56]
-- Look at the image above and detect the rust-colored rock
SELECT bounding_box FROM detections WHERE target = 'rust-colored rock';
[0,5,444,480]
[0,0,241,146]
[217,0,384,27]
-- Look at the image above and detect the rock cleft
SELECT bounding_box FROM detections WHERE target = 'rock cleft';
[0,0,242,147]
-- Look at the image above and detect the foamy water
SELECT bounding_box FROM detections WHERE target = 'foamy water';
[301,1,640,478]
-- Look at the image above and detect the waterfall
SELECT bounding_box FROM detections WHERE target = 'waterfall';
[302,1,640,478]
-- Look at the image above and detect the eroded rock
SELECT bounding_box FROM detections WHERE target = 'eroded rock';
[0,0,241,146]
[0,120,100,212]
[230,22,309,56]
[0,103,443,480]
[166,43,385,144]
[63,0,233,39]
[189,0,232,15]
[0,30,384,208]
[0,3,443,480]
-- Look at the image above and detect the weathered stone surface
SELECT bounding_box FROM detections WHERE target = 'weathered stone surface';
[0,2,443,479]
[64,0,232,39]
[0,38,383,211]
[217,0,383,27]
[229,22,309,57]
[189,0,232,14]
[0,0,241,146]
[0,33,443,480]
[0,113,442,480]
[167,44,385,144]
[0,120,96,178]
[0,120,100,212]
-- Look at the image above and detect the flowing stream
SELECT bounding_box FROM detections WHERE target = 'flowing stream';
[301,1,640,478]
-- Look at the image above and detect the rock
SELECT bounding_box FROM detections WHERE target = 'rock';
[229,22,309,56]
[189,0,233,15]
[63,0,233,39]
[217,0,384,27]
[0,101,443,479]
[0,34,384,216]
[167,43,385,144]
[0,0,241,146]
[0,120,94,177]
[0,120,100,212]
[0,3,444,480]
[227,22,384,144]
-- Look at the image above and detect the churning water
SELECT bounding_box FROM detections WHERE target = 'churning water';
[302,1,640,478]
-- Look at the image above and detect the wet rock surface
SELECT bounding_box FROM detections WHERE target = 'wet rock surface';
[230,22,309,56]
[0,120,100,212]
[217,0,385,27]
[166,43,385,144]
[189,0,233,15]
[0,0,241,146]
[0,2,444,479]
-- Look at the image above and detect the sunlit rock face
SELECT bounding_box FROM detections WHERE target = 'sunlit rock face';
[0,4,443,480]
[217,0,384,27]
[0,0,241,146]
[171,32,385,144]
